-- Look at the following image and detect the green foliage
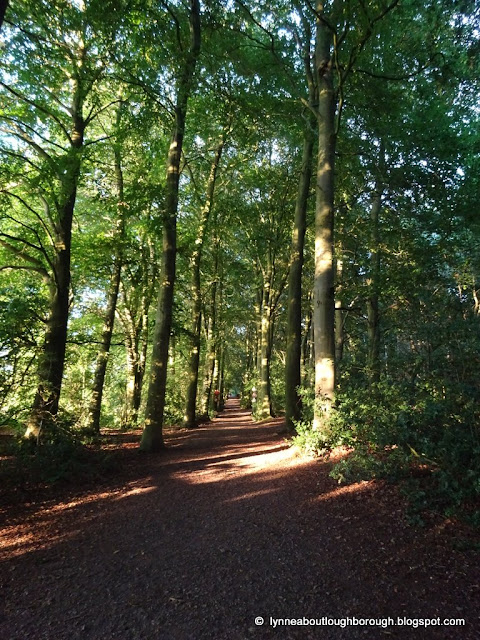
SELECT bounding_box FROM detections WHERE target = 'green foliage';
[295,381,480,525]
[0,284,43,413]
[2,410,120,487]
[292,421,332,458]
[291,387,335,456]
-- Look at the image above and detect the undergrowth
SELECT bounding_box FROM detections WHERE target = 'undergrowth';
[292,382,480,527]
[0,410,121,489]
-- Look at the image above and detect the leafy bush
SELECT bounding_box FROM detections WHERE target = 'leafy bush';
[2,410,120,486]
[291,420,332,457]
[292,380,480,524]
[291,387,343,455]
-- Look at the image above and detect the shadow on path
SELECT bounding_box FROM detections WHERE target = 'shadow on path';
[0,399,478,639]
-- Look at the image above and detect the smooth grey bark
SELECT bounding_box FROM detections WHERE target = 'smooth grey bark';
[141,0,201,452]
[312,3,336,432]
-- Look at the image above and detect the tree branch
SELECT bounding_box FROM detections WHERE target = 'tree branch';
[0,81,72,143]
[1,116,68,153]
[0,237,50,280]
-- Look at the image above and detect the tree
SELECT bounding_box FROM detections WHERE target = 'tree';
[308,0,402,430]
[285,9,317,432]
[0,1,112,438]
[140,0,201,452]
[183,118,230,428]
[86,102,127,433]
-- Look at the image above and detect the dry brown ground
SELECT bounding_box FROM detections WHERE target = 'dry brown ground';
[0,399,479,640]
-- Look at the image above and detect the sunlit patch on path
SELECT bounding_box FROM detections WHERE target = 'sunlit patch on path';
[0,398,478,640]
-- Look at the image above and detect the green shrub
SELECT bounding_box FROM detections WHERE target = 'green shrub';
[292,380,480,525]
[2,409,121,486]
[292,420,332,457]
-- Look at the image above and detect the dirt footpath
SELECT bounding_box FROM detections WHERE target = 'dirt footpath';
[1,399,478,639]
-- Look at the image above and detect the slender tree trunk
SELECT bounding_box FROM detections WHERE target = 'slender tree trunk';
[335,252,345,368]
[285,116,315,431]
[218,347,226,410]
[124,328,147,428]
[257,280,273,420]
[257,259,287,420]
[141,143,178,450]
[313,5,336,432]
[184,253,203,427]
[87,141,125,432]
[201,317,217,416]
[302,304,313,385]
[367,142,385,382]
[200,246,219,417]
[118,239,156,428]
[26,73,85,439]
[87,258,122,431]
[125,337,138,424]
[184,135,226,428]
[254,283,262,379]
[141,0,201,452]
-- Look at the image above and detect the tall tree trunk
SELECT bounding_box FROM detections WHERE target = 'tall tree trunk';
[184,134,226,428]
[285,116,315,431]
[302,305,313,385]
[118,239,156,428]
[25,69,85,439]
[218,347,226,410]
[313,5,336,432]
[124,327,147,428]
[367,141,385,382]
[257,259,287,420]
[87,139,125,432]
[285,8,317,431]
[141,0,201,452]
[183,243,203,426]
[335,251,345,367]
[254,282,263,379]
[257,278,273,420]
[200,244,219,417]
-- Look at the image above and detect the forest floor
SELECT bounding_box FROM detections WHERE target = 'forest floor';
[0,398,479,640]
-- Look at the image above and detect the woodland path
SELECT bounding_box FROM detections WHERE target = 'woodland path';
[0,399,479,640]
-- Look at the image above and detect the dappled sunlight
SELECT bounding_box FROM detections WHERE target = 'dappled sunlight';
[112,485,156,500]
[314,479,375,502]
[0,403,395,569]
[2,396,476,640]
[0,479,157,560]
[227,487,279,503]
